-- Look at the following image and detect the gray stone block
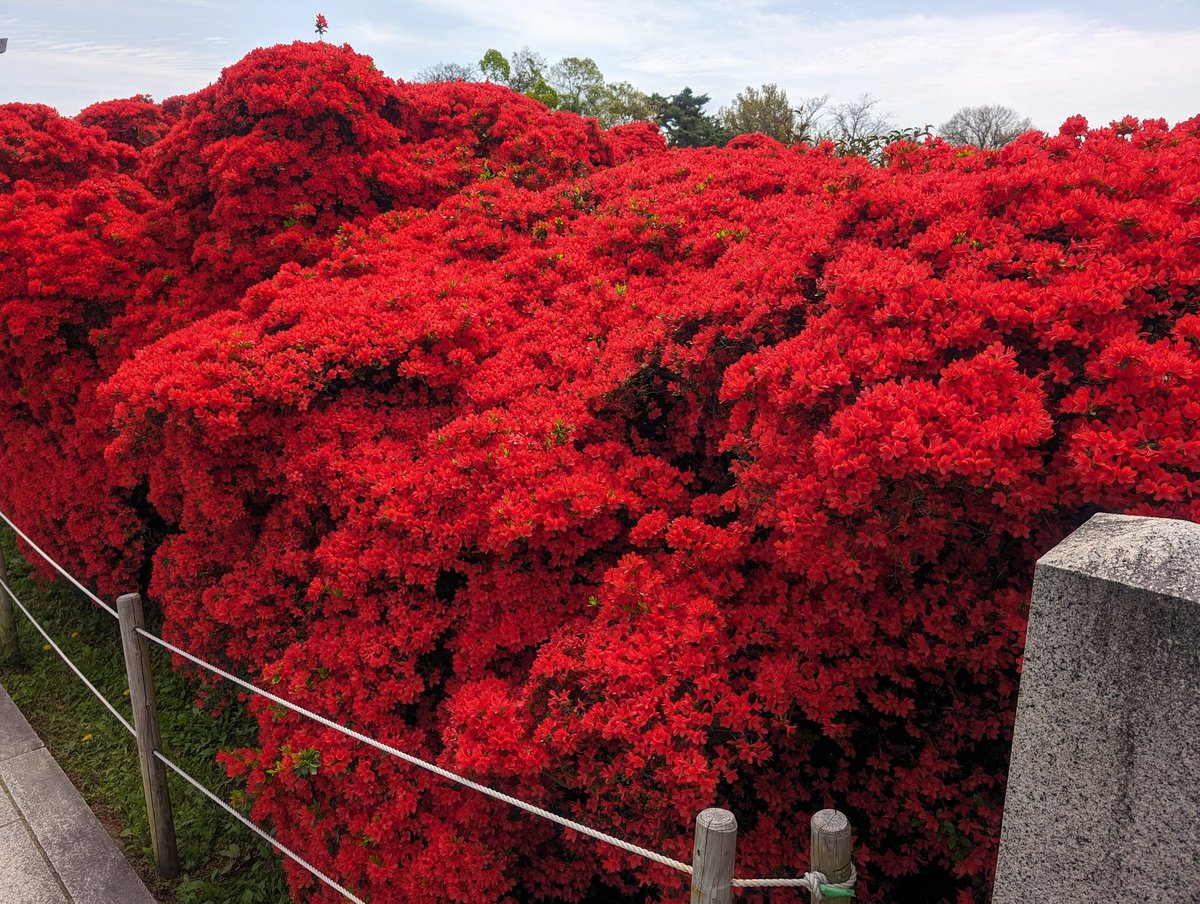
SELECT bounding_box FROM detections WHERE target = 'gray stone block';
[0,685,44,763]
[0,821,69,903]
[0,748,156,904]
[0,781,18,827]
[993,513,1200,902]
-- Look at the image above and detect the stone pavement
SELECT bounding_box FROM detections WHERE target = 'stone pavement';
[0,682,156,904]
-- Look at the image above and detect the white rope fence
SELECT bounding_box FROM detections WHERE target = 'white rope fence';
[137,616,852,893]
[0,510,857,899]
[0,576,134,735]
[137,628,697,876]
[0,569,367,901]
[0,509,118,619]
[735,865,859,900]
[153,749,366,904]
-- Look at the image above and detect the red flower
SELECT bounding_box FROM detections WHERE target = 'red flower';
[4,43,1200,902]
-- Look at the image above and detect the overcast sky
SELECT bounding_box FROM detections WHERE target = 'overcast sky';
[2,1,1198,133]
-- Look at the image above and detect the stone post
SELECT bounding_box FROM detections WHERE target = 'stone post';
[993,513,1200,902]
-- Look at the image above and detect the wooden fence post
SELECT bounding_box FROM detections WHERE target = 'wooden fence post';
[690,807,737,904]
[0,540,21,665]
[117,592,180,880]
[811,808,853,891]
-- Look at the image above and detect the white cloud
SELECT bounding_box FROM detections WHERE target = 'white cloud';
[3,2,1198,129]
[3,38,224,111]
[366,4,1200,131]
[339,20,421,53]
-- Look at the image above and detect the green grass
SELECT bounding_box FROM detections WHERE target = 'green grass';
[0,529,291,904]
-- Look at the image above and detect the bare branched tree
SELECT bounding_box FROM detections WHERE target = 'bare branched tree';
[416,61,478,83]
[791,93,830,145]
[825,93,894,145]
[938,104,1033,148]
[508,47,555,99]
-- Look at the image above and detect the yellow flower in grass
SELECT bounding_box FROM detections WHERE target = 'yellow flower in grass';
[82,734,93,742]
[42,643,51,652]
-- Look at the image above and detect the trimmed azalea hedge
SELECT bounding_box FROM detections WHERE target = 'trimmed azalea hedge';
[3,40,1199,903]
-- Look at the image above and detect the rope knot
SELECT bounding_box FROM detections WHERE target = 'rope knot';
[805,870,827,901]
[812,863,857,900]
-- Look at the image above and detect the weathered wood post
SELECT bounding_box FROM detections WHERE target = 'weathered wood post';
[690,807,737,904]
[0,539,21,665]
[811,809,853,893]
[117,592,180,879]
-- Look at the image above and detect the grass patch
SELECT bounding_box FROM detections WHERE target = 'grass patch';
[0,528,291,904]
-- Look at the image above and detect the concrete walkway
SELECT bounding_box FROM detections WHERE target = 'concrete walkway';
[0,683,156,904]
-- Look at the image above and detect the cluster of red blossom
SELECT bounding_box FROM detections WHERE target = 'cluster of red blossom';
[3,40,1198,903]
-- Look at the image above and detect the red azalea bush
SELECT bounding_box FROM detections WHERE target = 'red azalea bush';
[0,42,631,596]
[0,102,165,587]
[136,41,614,324]
[5,40,1200,904]
[0,102,136,188]
[76,95,175,150]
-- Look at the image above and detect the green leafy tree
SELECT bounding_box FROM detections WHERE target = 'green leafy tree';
[509,47,559,107]
[548,56,607,115]
[718,83,799,143]
[651,88,730,147]
[479,47,559,108]
[479,48,511,84]
[594,81,656,128]
[546,58,653,127]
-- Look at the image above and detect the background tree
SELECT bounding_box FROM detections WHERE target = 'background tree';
[548,56,607,115]
[791,93,830,145]
[508,47,559,107]
[717,83,798,143]
[594,81,655,128]
[470,47,934,158]
[651,87,729,147]
[938,104,1034,148]
[814,92,931,163]
[825,93,894,148]
[479,50,653,127]
[479,48,511,84]
[479,47,559,107]
[416,61,478,83]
